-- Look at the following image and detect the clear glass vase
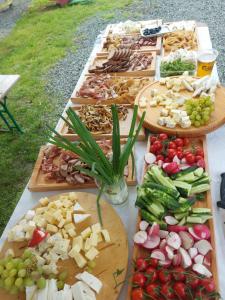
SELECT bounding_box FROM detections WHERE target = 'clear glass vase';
[102,177,128,206]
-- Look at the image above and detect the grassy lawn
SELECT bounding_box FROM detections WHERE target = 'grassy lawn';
[0,0,133,235]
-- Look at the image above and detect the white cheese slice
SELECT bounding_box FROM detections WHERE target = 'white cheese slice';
[47,279,57,300]
[73,214,91,224]
[26,286,37,300]
[76,271,103,294]
[85,247,99,261]
[74,252,87,268]
[63,285,73,300]
[71,281,96,300]
[74,202,85,213]
[37,279,49,300]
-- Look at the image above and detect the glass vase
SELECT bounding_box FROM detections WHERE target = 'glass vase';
[102,177,128,206]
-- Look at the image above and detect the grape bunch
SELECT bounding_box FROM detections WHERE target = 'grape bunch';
[185,96,214,127]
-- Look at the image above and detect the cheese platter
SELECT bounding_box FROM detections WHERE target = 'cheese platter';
[135,74,225,137]
[0,192,129,300]
[71,74,152,105]
[127,134,219,299]
[57,104,145,141]
[28,142,136,192]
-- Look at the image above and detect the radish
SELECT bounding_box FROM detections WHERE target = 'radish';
[193,224,210,240]
[139,220,149,231]
[180,164,190,170]
[163,162,180,175]
[194,254,204,264]
[193,263,212,278]
[165,216,178,225]
[145,153,156,165]
[168,225,188,233]
[179,231,194,250]
[173,253,182,266]
[204,253,211,267]
[179,247,192,268]
[159,239,167,250]
[188,247,198,259]
[157,160,163,167]
[181,158,187,164]
[143,235,160,249]
[133,231,147,245]
[159,230,169,238]
[159,259,172,267]
[188,227,202,240]
[173,155,180,164]
[165,245,174,260]
[151,249,166,261]
[194,240,212,256]
[166,232,181,250]
[147,222,160,237]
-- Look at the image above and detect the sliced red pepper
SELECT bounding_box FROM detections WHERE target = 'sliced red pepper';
[28,228,48,247]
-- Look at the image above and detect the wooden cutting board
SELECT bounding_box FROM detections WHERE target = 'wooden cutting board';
[126,136,219,299]
[0,192,129,300]
[135,80,225,137]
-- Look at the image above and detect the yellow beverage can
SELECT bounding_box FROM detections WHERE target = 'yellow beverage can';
[197,49,218,77]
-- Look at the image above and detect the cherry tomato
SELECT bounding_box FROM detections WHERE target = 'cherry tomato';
[159,133,168,140]
[174,282,187,298]
[153,140,163,151]
[156,154,164,162]
[172,267,185,281]
[174,138,184,147]
[135,258,148,271]
[148,258,158,268]
[185,153,195,164]
[161,284,175,299]
[177,146,183,152]
[164,157,171,163]
[201,278,216,293]
[156,150,163,156]
[195,155,203,162]
[145,283,159,298]
[167,149,177,159]
[183,138,190,146]
[186,276,200,289]
[132,272,146,287]
[158,270,172,283]
[131,288,144,300]
[168,141,177,149]
[150,145,157,154]
[195,147,204,157]
[176,151,183,159]
[145,266,158,283]
[183,150,191,157]
[150,136,157,144]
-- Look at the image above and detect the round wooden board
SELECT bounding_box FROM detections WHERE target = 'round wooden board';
[135,80,225,137]
[0,192,128,300]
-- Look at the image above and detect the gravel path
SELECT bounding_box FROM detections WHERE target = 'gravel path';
[46,0,225,101]
[0,0,31,40]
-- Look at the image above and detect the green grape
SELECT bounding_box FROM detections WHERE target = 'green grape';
[194,121,201,127]
[57,280,64,290]
[37,267,43,275]
[195,115,201,121]
[15,277,23,288]
[58,270,68,281]
[22,249,33,259]
[13,258,22,267]
[24,277,34,287]
[24,258,32,267]
[0,265,4,274]
[2,269,9,278]
[0,259,5,266]
[4,277,14,288]
[9,268,17,277]
[6,262,14,270]
[86,267,93,273]
[18,262,25,270]
[18,269,26,278]
[37,277,46,289]
[87,261,96,269]
[0,278,4,288]
[10,286,19,295]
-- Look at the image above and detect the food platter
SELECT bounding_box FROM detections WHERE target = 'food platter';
[0,192,129,300]
[135,79,225,137]
[57,104,145,141]
[28,144,136,192]
[126,135,219,299]
[71,75,153,105]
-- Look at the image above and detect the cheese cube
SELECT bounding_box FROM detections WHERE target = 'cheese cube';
[62,229,69,239]
[64,223,75,231]
[74,202,85,213]
[58,218,65,229]
[39,197,49,206]
[85,247,99,261]
[44,212,54,224]
[73,236,83,250]
[69,244,81,257]
[36,207,46,215]
[149,100,157,107]
[160,108,169,117]
[53,211,62,222]
[69,192,78,201]
[101,229,111,243]
[97,233,103,243]
[90,233,98,247]
[68,228,76,238]
[74,252,87,268]
[46,224,58,233]
[65,211,72,223]
[84,238,92,252]
[81,227,92,239]
[36,217,47,229]
[91,223,101,234]
[53,240,70,255]
[54,200,63,208]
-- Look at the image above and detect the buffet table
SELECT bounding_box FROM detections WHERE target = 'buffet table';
[1,22,225,299]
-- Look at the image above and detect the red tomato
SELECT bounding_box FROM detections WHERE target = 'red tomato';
[195,147,204,157]
[150,145,157,154]
[156,154,164,162]
[159,133,168,140]
[156,150,163,156]
[135,258,148,271]
[174,138,184,147]
[132,273,146,287]
[186,276,200,289]
[145,283,159,298]
[177,146,183,152]
[183,138,190,146]
[172,267,185,281]
[148,258,158,268]
[153,140,163,151]
[131,288,144,300]
[150,136,157,144]
[145,266,158,283]
[164,157,171,163]
[183,150,191,157]
[185,153,196,164]
[158,270,172,283]
[195,155,203,162]
[168,141,177,149]
[174,282,187,298]
[201,278,216,293]
[176,151,183,159]
[167,149,177,159]
[161,284,175,299]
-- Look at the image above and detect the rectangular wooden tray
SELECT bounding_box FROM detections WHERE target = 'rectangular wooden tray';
[88,51,157,77]
[126,135,219,299]
[57,104,145,141]
[28,145,137,192]
[70,75,153,105]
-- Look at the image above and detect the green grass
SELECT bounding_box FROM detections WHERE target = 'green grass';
[0,0,133,235]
